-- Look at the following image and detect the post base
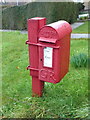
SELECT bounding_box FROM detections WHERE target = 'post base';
[32,76,44,97]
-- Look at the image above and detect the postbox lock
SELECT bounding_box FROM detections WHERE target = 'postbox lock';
[40,59,42,61]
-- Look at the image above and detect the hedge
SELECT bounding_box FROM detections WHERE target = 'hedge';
[2,2,79,30]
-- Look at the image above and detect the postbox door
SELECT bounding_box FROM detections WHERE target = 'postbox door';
[38,44,60,84]
[38,36,70,84]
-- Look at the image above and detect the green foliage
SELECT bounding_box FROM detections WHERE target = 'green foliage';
[79,16,88,20]
[77,2,85,12]
[2,2,78,30]
[71,53,88,68]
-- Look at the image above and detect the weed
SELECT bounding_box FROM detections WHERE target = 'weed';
[71,53,88,68]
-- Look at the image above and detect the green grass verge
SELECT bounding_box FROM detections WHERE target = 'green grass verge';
[72,21,89,34]
[1,32,88,118]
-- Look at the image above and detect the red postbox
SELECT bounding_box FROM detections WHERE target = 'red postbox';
[26,17,72,97]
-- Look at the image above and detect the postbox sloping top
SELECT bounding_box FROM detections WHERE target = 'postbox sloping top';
[39,20,72,41]
[39,26,59,43]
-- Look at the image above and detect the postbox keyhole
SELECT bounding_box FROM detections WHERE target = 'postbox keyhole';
[40,59,42,61]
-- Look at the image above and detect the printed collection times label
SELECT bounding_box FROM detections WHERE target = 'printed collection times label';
[44,47,53,68]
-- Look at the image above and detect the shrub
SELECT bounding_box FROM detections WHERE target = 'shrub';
[77,2,85,12]
[2,2,78,30]
[79,16,88,20]
[71,53,88,68]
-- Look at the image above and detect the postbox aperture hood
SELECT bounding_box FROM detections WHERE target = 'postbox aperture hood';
[38,20,72,42]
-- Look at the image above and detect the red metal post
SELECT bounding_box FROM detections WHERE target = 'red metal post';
[32,77,44,97]
[27,17,46,97]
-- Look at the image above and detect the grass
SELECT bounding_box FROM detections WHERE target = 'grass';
[72,21,89,34]
[1,31,88,119]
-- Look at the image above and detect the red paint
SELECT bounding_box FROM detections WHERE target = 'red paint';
[26,17,72,97]
[38,20,72,83]
[26,17,46,97]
